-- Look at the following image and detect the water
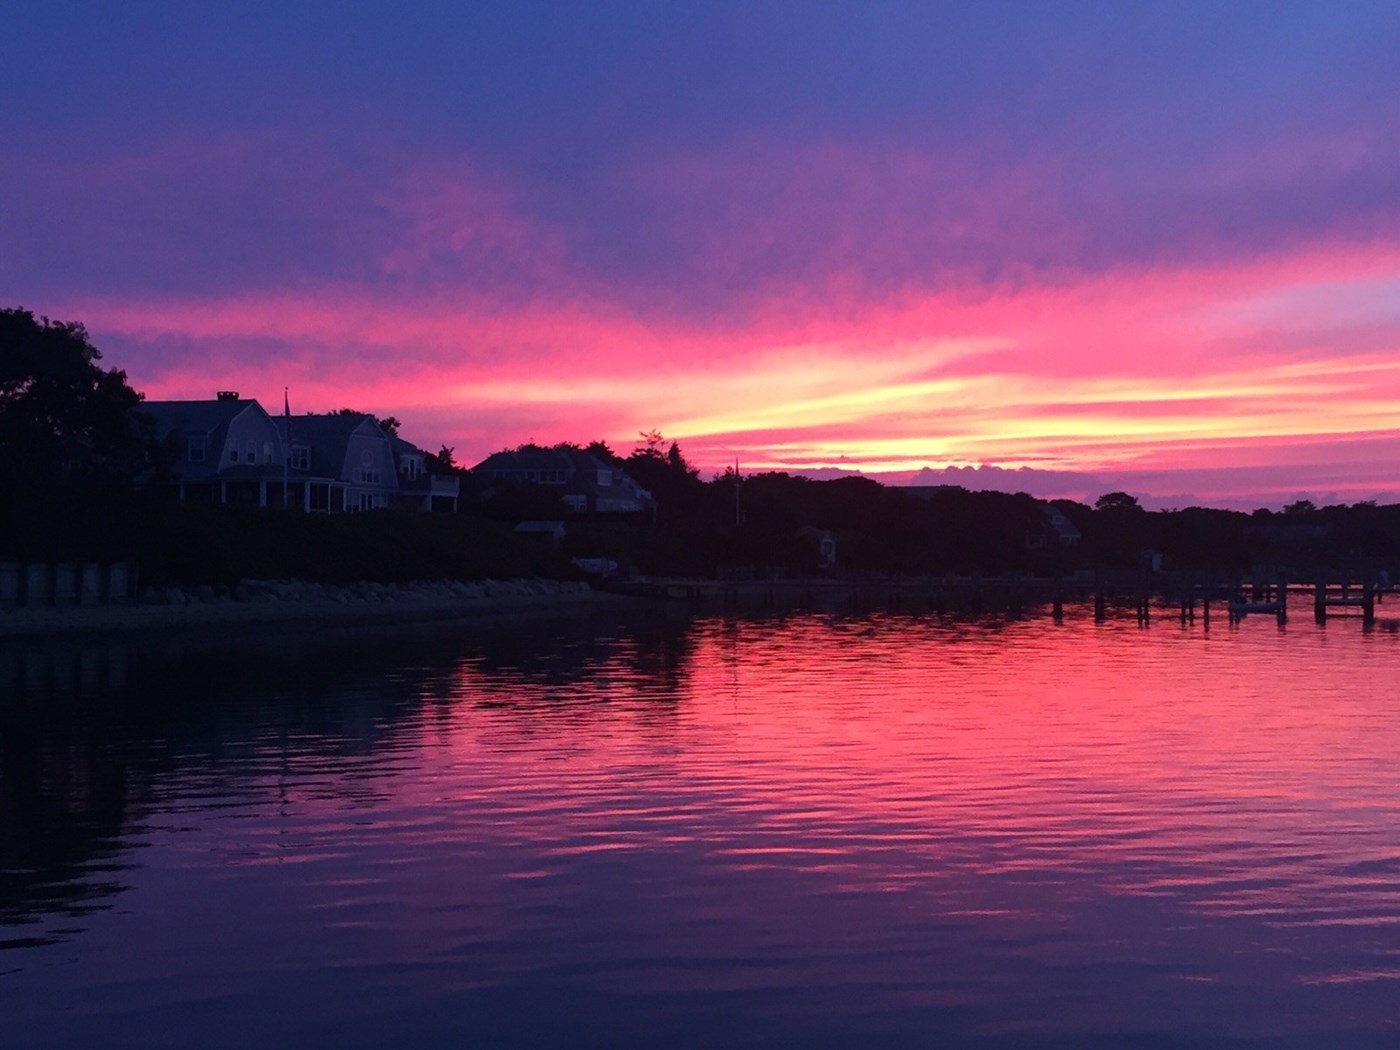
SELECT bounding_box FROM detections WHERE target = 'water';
[3,607,1400,1048]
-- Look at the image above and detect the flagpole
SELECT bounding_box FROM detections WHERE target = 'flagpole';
[282,386,290,509]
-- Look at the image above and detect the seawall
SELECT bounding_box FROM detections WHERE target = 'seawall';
[0,577,627,638]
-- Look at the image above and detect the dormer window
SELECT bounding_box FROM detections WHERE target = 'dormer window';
[290,445,310,471]
[187,436,206,462]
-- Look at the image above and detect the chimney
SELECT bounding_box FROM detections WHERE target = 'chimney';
[216,390,240,401]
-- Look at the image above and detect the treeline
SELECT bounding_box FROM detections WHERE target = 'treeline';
[488,440,1400,579]
[0,307,567,586]
[6,305,1399,586]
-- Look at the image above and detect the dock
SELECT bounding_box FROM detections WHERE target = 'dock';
[604,571,1392,630]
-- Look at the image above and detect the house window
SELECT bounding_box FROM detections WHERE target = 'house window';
[229,447,239,463]
[187,436,206,462]
[358,469,381,485]
[263,441,274,464]
[359,492,375,511]
[290,446,310,471]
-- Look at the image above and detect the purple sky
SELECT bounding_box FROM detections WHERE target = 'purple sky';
[5,2,1400,507]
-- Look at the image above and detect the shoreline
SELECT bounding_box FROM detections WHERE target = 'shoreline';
[0,578,633,639]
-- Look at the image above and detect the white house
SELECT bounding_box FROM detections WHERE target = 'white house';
[141,392,290,507]
[141,394,458,512]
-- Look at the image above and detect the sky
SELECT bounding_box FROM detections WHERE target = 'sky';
[5,1,1400,509]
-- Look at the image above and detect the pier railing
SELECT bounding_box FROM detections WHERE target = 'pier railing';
[605,571,1391,629]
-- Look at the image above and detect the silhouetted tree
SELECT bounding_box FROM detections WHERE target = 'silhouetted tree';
[634,429,666,459]
[1,307,159,552]
[586,439,622,465]
[323,408,400,436]
[427,444,457,471]
[1095,491,1143,513]
[666,441,692,474]
[1,308,149,480]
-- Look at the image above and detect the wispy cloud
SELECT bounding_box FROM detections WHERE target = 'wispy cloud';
[8,3,1400,505]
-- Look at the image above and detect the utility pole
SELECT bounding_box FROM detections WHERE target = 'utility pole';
[734,457,742,527]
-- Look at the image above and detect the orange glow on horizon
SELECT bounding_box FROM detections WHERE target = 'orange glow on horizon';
[60,241,1400,503]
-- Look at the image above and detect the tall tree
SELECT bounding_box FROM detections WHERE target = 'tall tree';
[1,308,151,488]
[1094,491,1143,513]
[1,307,157,551]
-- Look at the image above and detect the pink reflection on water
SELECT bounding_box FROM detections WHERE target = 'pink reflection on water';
[10,611,1397,1047]
[405,612,1400,1038]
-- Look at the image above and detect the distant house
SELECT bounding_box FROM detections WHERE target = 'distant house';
[472,447,654,515]
[141,392,289,507]
[272,412,399,511]
[1027,503,1082,548]
[141,394,457,512]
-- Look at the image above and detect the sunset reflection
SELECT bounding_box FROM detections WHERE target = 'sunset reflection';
[4,612,1400,1047]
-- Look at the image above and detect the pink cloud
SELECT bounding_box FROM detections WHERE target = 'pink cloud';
[51,236,1400,501]
[375,162,570,289]
[621,135,1086,304]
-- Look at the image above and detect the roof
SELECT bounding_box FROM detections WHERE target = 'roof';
[473,447,616,474]
[140,398,278,483]
[274,413,384,478]
[139,398,252,437]
[390,434,427,457]
[474,447,650,499]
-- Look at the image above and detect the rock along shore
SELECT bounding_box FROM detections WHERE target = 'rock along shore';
[0,577,627,637]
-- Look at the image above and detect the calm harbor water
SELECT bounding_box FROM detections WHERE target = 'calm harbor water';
[3,605,1400,1048]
